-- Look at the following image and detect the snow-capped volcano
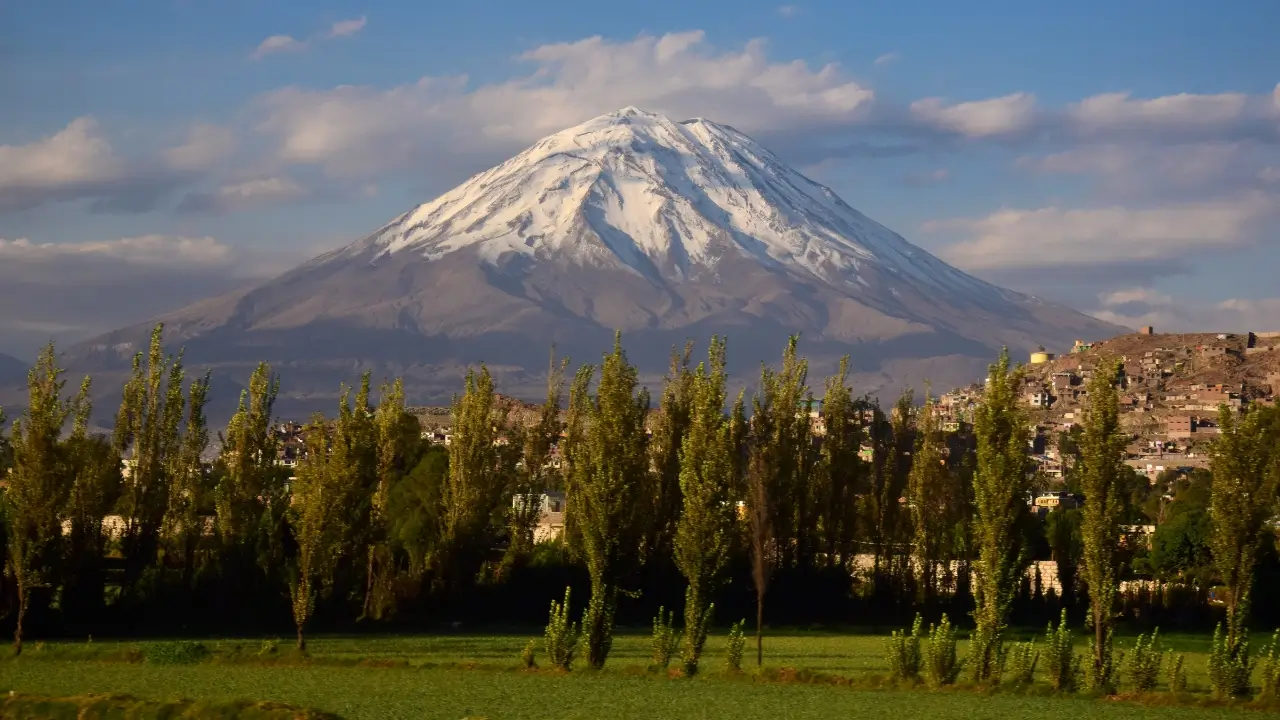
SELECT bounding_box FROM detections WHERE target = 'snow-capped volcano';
[55,107,1122,418]
[346,106,990,295]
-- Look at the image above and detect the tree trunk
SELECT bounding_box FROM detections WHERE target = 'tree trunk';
[13,588,26,657]
[296,626,306,652]
[755,590,764,667]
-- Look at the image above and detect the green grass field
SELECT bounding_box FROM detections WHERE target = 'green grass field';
[0,631,1266,720]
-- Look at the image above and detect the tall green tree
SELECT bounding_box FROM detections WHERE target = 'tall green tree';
[1209,403,1278,647]
[817,356,862,568]
[967,349,1032,682]
[673,337,736,676]
[215,362,280,567]
[744,336,811,665]
[909,391,949,604]
[61,378,123,621]
[162,373,210,585]
[646,342,695,564]
[289,415,348,650]
[1078,361,1126,690]
[114,325,187,592]
[364,377,408,620]
[5,343,72,654]
[563,334,650,668]
[439,366,510,589]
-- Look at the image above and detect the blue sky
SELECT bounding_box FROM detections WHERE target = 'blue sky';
[2,0,1279,357]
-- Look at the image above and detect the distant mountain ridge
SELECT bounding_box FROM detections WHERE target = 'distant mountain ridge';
[37,107,1121,422]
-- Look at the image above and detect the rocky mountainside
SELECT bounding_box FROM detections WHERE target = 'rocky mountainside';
[0,352,26,385]
[34,107,1121,421]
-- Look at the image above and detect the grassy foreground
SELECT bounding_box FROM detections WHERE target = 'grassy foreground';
[0,632,1264,720]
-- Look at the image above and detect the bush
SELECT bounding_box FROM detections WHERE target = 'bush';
[1044,610,1080,692]
[1167,652,1188,694]
[1126,629,1163,693]
[1084,628,1123,695]
[1258,630,1280,700]
[651,606,679,669]
[725,620,746,673]
[520,639,537,670]
[1208,623,1254,699]
[145,640,210,665]
[259,639,280,657]
[923,614,962,688]
[1006,639,1039,686]
[544,586,579,671]
[885,614,923,682]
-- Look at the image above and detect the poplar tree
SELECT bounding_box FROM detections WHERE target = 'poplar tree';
[745,336,810,664]
[909,391,949,604]
[646,342,695,564]
[1078,361,1126,691]
[364,377,407,620]
[62,377,122,620]
[162,373,210,585]
[5,343,72,655]
[290,415,347,650]
[1209,404,1278,647]
[817,356,862,567]
[439,366,509,589]
[506,355,567,565]
[114,325,187,591]
[673,337,735,676]
[215,362,279,562]
[564,334,650,668]
[967,349,1032,682]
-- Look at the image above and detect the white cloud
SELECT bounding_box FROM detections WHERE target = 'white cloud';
[0,118,122,209]
[0,235,237,268]
[1091,288,1280,332]
[251,34,307,60]
[327,16,366,38]
[874,52,900,66]
[776,5,799,17]
[255,30,877,177]
[909,93,1038,138]
[178,176,308,213]
[165,123,236,171]
[927,192,1277,271]
[1067,91,1252,136]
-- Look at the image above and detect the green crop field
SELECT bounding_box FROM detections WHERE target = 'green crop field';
[0,631,1267,720]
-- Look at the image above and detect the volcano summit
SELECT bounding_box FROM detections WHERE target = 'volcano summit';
[61,107,1120,417]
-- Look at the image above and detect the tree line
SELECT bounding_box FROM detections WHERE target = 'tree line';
[1,325,1278,678]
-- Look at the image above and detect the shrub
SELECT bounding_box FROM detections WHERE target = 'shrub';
[923,614,962,687]
[1006,639,1039,686]
[259,639,280,657]
[1084,628,1123,695]
[1126,629,1163,693]
[885,614,923,682]
[1044,610,1080,692]
[145,640,211,665]
[1208,623,1254,699]
[651,606,679,669]
[725,620,746,673]
[1258,630,1280,700]
[1167,652,1188,694]
[520,639,537,670]
[545,586,579,671]
[679,593,715,677]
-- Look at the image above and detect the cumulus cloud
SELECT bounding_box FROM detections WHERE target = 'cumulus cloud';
[927,192,1277,271]
[1066,91,1263,140]
[1091,288,1280,332]
[178,176,308,214]
[0,235,237,268]
[909,93,1038,139]
[251,34,307,60]
[254,31,877,177]
[165,123,236,171]
[0,118,122,210]
[327,16,367,38]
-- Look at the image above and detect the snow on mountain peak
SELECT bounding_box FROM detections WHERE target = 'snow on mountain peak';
[351,107,991,294]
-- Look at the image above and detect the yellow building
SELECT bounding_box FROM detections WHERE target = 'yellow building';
[1030,346,1055,364]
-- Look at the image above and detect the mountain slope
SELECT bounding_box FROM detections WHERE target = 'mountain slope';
[0,352,26,385]
[54,107,1123,419]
